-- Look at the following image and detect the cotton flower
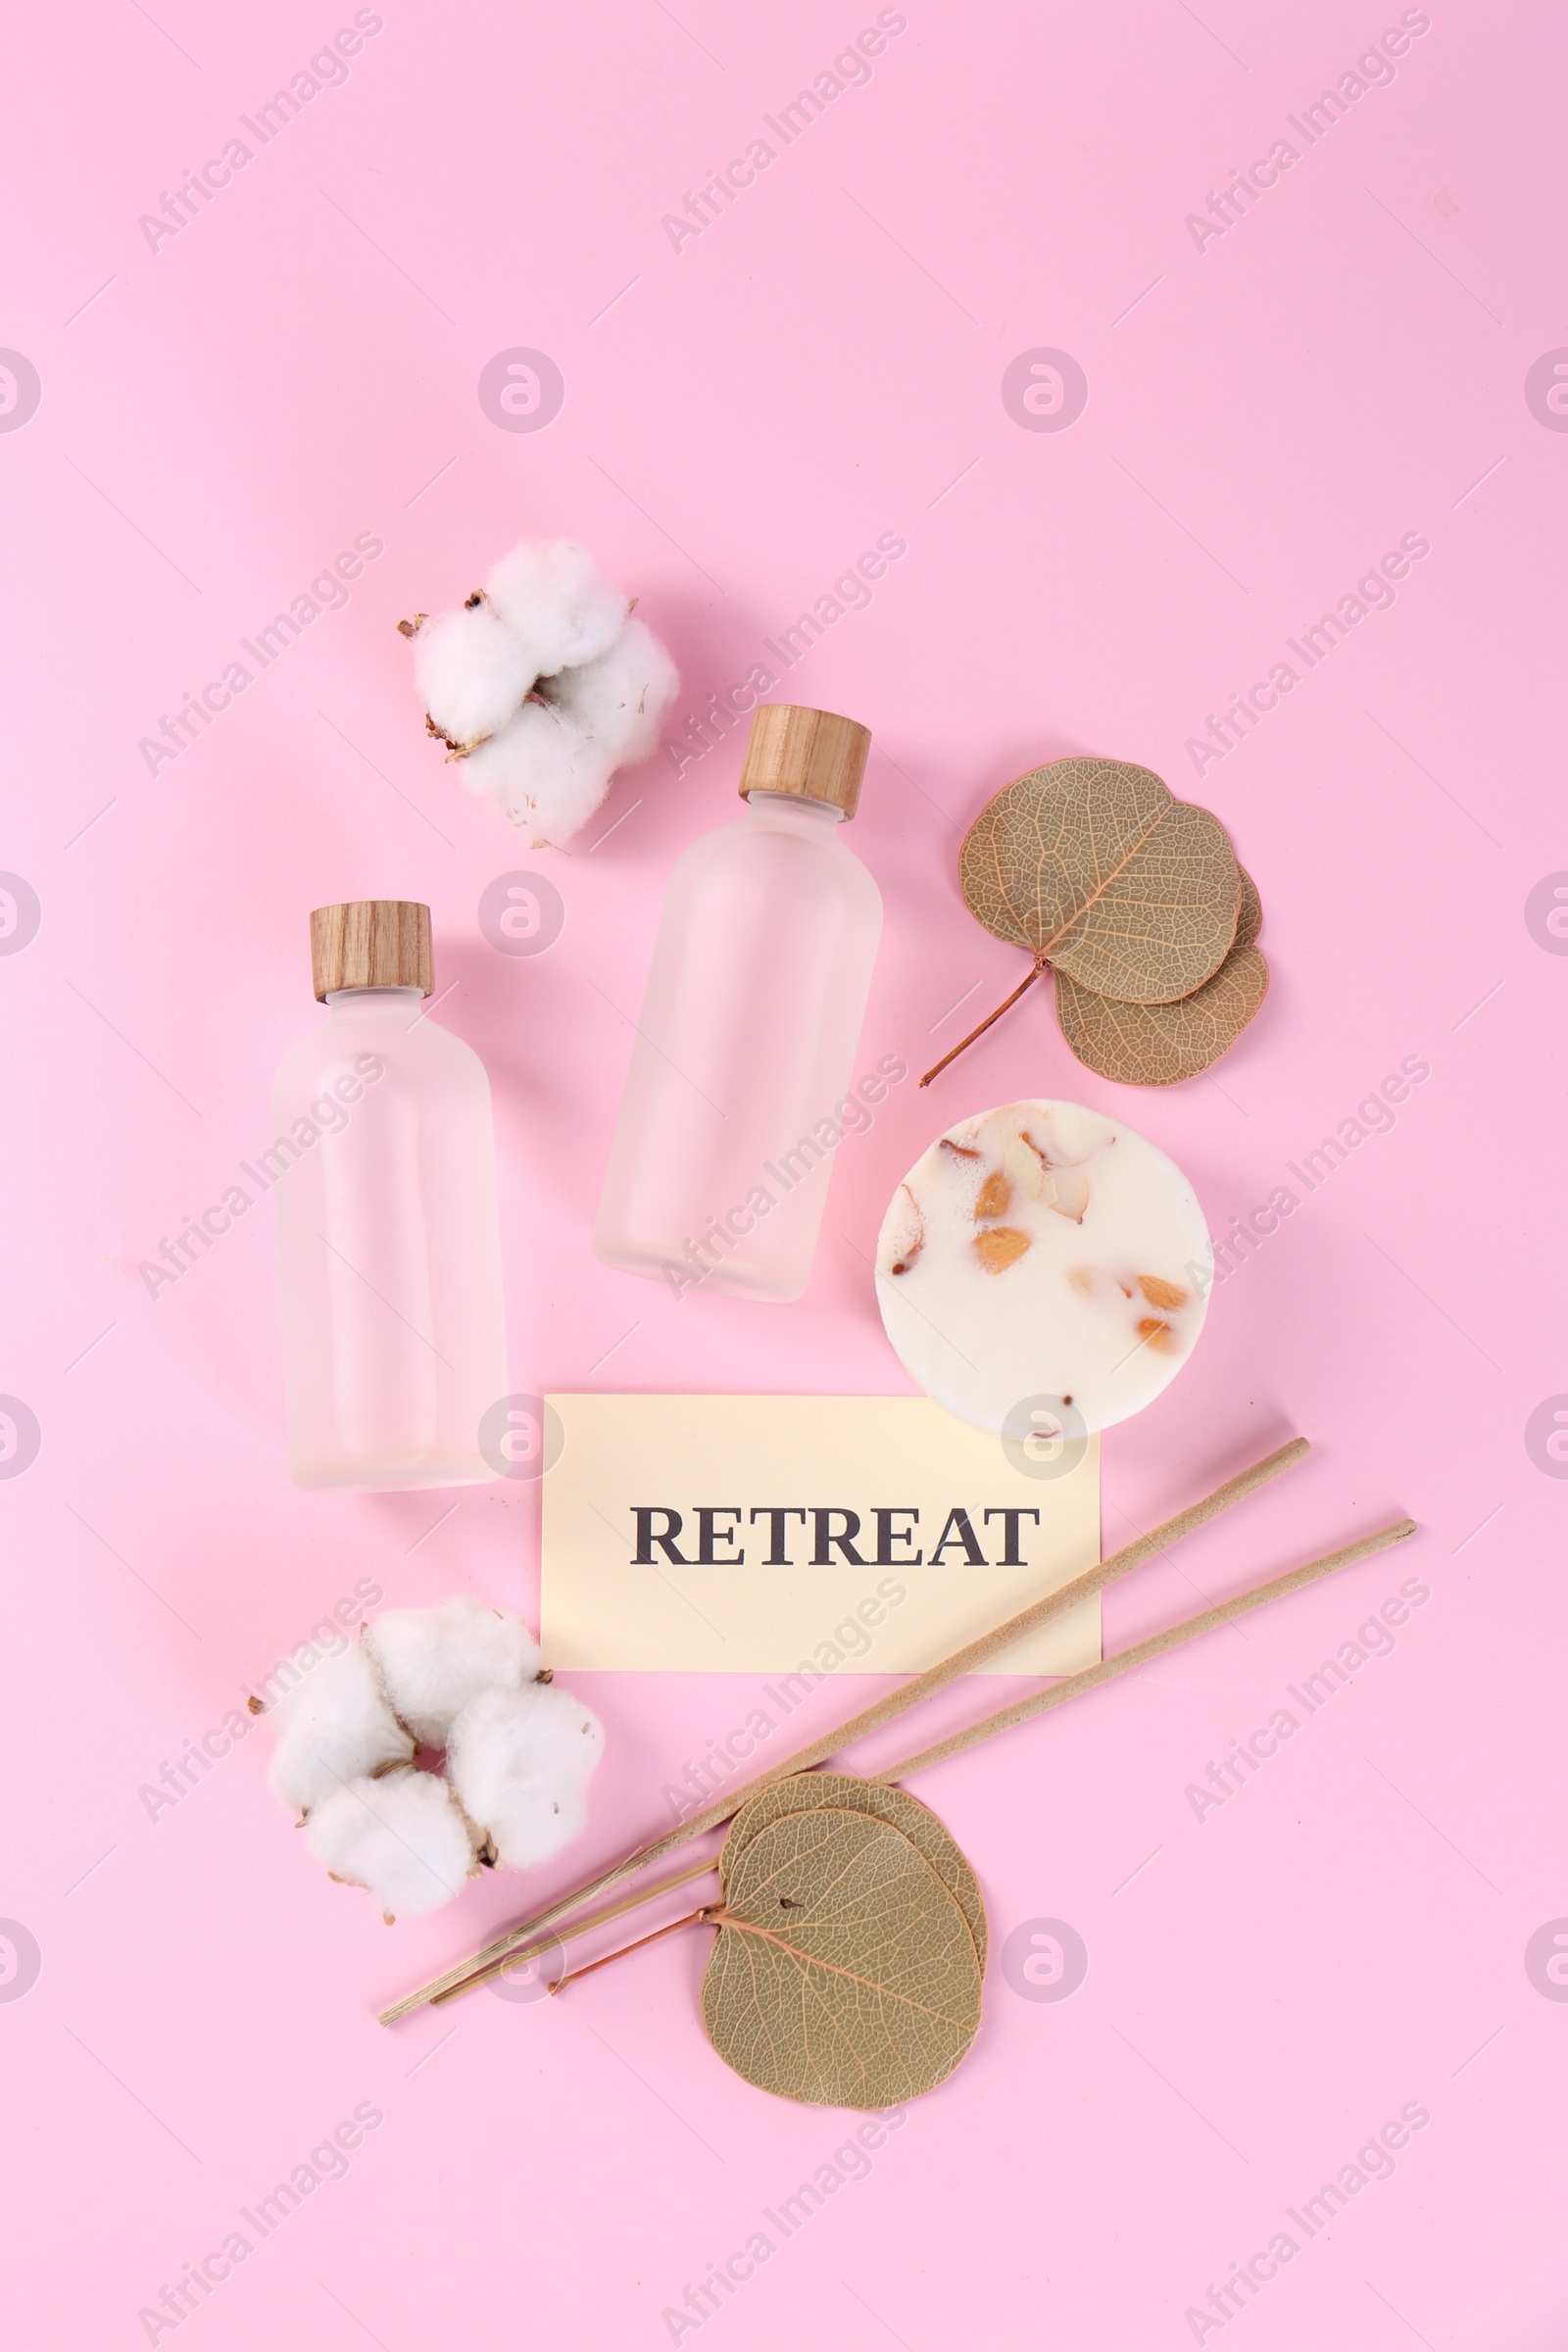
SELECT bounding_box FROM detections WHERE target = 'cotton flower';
[306,1768,477,1921]
[402,538,679,848]
[549,616,679,767]
[268,1645,414,1819]
[462,698,617,846]
[446,1682,605,1870]
[365,1594,541,1748]
[414,599,538,750]
[483,539,627,676]
[266,1597,603,1921]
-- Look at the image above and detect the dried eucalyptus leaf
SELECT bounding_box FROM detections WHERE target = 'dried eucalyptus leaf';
[724,1772,988,1973]
[1054,938,1270,1085]
[702,1807,982,2108]
[1233,865,1263,952]
[959,757,1241,1005]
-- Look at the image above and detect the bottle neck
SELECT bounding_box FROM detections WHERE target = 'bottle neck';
[742,790,846,832]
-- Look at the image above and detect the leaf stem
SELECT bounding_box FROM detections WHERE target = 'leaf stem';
[920,956,1049,1088]
[550,1907,716,1995]
[431,1854,719,2006]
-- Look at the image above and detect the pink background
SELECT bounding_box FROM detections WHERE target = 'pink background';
[4,1,1566,2344]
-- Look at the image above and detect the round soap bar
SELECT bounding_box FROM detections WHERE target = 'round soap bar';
[875,1100,1212,1437]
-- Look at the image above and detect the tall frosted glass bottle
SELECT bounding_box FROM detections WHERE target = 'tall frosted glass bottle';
[272,901,508,1491]
[595,705,883,1301]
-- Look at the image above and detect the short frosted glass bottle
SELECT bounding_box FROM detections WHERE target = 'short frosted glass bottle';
[272,901,508,1491]
[595,705,883,1301]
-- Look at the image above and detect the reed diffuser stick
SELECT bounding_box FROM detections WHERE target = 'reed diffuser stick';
[877,1520,1416,1783]
[380,1436,1309,2026]
[501,1519,1416,2004]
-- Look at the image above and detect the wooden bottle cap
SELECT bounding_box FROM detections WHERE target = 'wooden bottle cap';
[737,703,871,819]
[310,902,433,1001]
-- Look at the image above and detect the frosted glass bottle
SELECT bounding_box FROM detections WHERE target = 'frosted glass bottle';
[595,705,883,1301]
[272,901,508,1491]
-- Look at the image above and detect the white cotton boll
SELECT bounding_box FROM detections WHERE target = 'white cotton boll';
[446,1683,605,1870]
[462,699,616,846]
[415,601,541,748]
[546,616,679,766]
[484,540,628,678]
[305,1768,475,1919]
[407,536,678,846]
[365,1595,542,1748]
[267,1644,414,1819]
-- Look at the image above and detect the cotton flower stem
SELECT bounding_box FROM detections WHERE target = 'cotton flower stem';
[549,1907,717,1995]
[919,955,1050,1088]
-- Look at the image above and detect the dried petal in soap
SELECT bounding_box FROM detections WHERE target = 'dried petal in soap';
[1003,1132,1050,1200]
[974,1227,1032,1274]
[1139,1274,1188,1309]
[974,1170,1013,1221]
[1045,1168,1090,1223]
[884,1184,925,1276]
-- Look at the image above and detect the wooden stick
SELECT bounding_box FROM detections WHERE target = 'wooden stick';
[378,1435,1308,2026]
[878,1520,1417,1784]
[500,1524,1419,2003]
[444,1518,1414,2009]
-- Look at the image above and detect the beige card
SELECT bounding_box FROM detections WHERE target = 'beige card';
[540,1393,1100,1676]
